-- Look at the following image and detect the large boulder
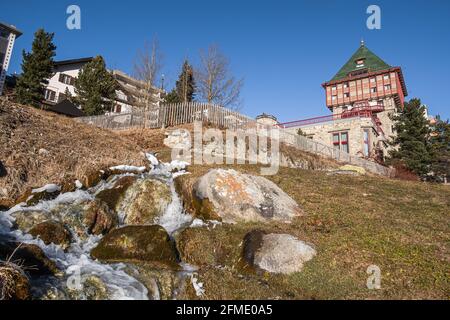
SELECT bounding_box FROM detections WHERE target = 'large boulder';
[191,169,303,223]
[28,220,72,249]
[0,262,30,300]
[11,210,53,232]
[83,199,118,235]
[243,231,316,274]
[95,175,137,212]
[122,178,172,225]
[15,184,61,206]
[91,225,179,268]
[0,242,58,276]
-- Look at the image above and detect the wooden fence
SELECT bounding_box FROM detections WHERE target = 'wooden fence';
[75,102,393,176]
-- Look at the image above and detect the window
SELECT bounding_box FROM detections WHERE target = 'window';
[383,74,390,81]
[332,131,349,153]
[44,89,57,102]
[349,69,368,77]
[384,84,391,91]
[59,73,75,85]
[363,129,370,157]
[331,95,337,101]
[370,87,377,93]
[356,59,365,67]
[343,82,349,88]
[370,77,376,83]
[344,92,350,98]
[331,86,337,91]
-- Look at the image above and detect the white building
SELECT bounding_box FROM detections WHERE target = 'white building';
[44,57,93,104]
[0,22,22,96]
[43,57,164,114]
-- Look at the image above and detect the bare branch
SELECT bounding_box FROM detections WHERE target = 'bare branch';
[195,45,243,110]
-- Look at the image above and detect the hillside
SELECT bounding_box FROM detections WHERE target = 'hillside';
[0,100,449,300]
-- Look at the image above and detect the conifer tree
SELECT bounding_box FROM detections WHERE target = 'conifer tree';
[388,98,431,177]
[74,56,117,116]
[164,89,181,103]
[175,60,195,102]
[429,116,450,182]
[16,29,56,107]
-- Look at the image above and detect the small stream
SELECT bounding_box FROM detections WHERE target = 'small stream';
[0,154,197,300]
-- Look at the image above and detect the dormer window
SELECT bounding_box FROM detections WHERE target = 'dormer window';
[355,58,365,68]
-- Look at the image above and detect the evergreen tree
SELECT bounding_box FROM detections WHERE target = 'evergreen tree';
[16,29,56,107]
[175,60,195,102]
[164,89,181,104]
[429,116,450,182]
[388,98,431,177]
[74,56,117,116]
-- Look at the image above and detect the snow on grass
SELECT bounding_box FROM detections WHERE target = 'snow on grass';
[109,165,146,173]
[190,274,205,297]
[32,184,61,194]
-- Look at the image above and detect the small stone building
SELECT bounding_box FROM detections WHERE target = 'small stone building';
[281,41,407,160]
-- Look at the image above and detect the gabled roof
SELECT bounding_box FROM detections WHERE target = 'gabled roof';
[0,22,22,37]
[53,57,93,67]
[47,99,85,117]
[331,42,391,81]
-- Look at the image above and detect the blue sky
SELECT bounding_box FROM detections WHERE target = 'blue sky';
[2,0,450,121]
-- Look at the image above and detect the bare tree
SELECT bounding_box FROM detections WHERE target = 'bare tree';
[195,45,243,109]
[133,38,164,111]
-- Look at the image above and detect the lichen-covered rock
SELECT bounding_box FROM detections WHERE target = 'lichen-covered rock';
[95,175,137,212]
[192,169,303,223]
[15,185,61,206]
[11,210,53,232]
[243,232,316,274]
[122,178,172,225]
[83,199,118,235]
[0,262,30,300]
[338,165,366,175]
[28,220,72,249]
[91,225,179,268]
[175,176,221,221]
[67,275,109,300]
[0,242,58,276]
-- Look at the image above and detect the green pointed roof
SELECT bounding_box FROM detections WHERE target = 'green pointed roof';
[331,41,391,81]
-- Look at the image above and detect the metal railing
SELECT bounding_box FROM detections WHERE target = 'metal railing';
[75,102,393,176]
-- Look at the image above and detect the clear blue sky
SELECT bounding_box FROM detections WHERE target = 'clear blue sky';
[2,0,450,121]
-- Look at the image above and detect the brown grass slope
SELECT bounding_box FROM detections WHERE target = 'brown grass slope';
[0,99,146,206]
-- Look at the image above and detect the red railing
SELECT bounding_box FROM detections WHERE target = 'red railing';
[278,105,385,136]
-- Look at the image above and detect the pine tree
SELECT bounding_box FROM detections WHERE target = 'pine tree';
[429,116,450,182]
[164,89,181,104]
[388,98,431,177]
[175,60,195,102]
[74,56,117,116]
[16,29,56,107]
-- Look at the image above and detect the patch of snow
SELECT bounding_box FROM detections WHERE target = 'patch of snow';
[75,180,83,189]
[145,153,159,166]
[190,274,205,297]
[190,218,206,228]
[7,189,93,215]
[109,165,146,173]
[32,184,61,194]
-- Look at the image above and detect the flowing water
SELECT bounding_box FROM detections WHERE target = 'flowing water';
[0,155,195,300]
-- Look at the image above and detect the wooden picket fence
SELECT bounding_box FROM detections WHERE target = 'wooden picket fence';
[75,102,393,176]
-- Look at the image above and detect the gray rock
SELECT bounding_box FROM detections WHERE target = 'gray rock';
[246,233,316,274]
[194,169,302,223]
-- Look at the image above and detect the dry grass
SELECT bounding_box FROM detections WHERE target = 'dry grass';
[0,99,146,205]
[175,164,450,300]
